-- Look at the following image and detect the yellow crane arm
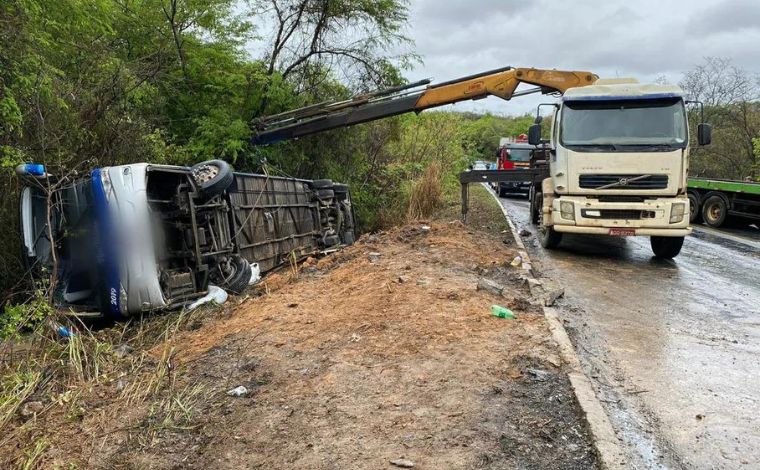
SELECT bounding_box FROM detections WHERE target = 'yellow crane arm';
[415,68,598,109]
[252,67,598,145]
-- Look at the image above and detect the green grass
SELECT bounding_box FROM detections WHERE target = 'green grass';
[437,182,510,235]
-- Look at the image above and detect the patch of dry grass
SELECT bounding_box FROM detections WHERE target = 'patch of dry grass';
[407,161,444,221]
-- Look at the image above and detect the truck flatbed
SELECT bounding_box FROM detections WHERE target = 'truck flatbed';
[687,178,760,227]
[688,178,760,196]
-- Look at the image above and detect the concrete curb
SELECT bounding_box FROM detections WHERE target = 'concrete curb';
[483,184,625,469]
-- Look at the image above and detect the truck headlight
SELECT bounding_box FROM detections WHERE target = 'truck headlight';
[560,201,575,221]
[670,203,685,224]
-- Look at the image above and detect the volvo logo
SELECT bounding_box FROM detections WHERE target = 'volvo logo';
[618,177,630,186]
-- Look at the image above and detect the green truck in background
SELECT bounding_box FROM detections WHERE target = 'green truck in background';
[688,178,760,228]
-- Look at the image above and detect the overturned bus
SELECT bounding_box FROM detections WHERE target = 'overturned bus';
[18,160,355,318]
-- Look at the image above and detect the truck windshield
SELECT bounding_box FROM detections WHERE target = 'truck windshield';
[508,149,531,162]
[560,98,687,149]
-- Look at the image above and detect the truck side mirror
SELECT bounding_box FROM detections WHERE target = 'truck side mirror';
[697,123,712,146]
[528,124,542,146]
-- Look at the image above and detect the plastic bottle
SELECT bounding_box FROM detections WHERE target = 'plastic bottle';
[491,304,516,319]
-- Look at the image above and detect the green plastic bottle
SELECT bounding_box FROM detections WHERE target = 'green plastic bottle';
[491,304,516,319]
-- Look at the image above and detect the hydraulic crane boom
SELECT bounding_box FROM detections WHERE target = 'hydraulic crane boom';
[251,66,598,145]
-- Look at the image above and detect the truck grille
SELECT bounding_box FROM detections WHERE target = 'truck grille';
[579,174,668,190]
[581,209,656,220]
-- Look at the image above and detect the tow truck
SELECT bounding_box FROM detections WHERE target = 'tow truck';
[523,78,712,258]
[253,69,712,259]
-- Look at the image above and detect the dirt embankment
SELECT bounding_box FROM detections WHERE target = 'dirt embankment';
[3,189,598,469]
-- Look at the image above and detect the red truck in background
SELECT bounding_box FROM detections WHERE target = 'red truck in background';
[494,134,534,197]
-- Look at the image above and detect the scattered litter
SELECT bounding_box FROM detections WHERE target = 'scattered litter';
[509,255,523,268]
[421,225,431,231]
[397,275,410,284]
[113,344,134,358]
[544,288,565,307]
[491,304,516,319]
[477,278,505,297]
[227,386,249,397]
[416,278,431,286]
[51,321,76,339]
[390,458,415,468]
[527,368,550,381]
[187,285,228,311]
[368,252,382,262]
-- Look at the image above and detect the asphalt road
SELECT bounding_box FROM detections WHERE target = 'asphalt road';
[497,193,760,469]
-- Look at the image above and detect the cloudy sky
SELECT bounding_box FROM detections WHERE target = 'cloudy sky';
[399,0,760,115]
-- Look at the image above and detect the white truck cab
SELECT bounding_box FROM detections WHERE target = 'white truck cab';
[528,79,712,258]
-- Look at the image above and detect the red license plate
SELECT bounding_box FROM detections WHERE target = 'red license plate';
[609,228,636,236]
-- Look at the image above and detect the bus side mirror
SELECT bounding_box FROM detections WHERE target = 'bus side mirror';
[528,124,542,146]
[697,123,712,146]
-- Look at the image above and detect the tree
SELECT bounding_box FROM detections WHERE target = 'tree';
[680,57,760,179]
[255,0,417,90]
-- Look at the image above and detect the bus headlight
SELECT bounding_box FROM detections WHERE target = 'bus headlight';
[560,201,575,221]
[670,203,685,224]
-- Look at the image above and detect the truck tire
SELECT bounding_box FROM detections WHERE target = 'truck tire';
[687,192,702,223]
[221,256,252,294]
[191,160,233,198]
[311,179,333,190]
[701,194,727,228]
[529,186,540,225]
[650,236,684,259]
[535,193,562,248]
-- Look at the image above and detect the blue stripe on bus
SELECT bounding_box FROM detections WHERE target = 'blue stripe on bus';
[91,168,122,318]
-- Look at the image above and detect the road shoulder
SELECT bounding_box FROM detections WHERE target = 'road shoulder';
[485,184,626,469]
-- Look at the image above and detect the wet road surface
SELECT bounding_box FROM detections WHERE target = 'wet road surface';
[498,194,760,469]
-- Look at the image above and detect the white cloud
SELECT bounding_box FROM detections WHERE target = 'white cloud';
[400,0,760,116]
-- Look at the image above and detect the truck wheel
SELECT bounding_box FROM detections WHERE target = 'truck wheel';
[687,192,702,223]
[701,195,727,228]
[529,187,540,225]
[650,236,684,259]
[536,193,562,248]
[191,160,233,198]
